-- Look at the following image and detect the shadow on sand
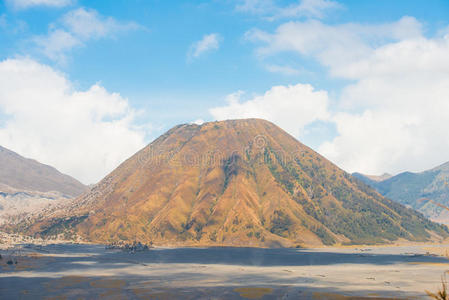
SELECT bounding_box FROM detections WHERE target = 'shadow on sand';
[1,244,447,299]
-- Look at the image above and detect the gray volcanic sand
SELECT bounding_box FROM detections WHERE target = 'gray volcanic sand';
[1,244,449,299]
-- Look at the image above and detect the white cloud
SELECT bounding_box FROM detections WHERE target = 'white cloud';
[236,0,341,20]
[265,64,300,75]
[0,13,28,33]
[236,0,272,15]
[33,29,81,63]
[188,33,221,61]
[320,34,449,174]
[192,119,204,125]
[245,17,449,175]
[319,111,421,174]
[210,83,329,137]
[246,17,423,74]
[62,7,141,39]
[5,0,73,10]
[32,8,141,63]
[0,58,147,184]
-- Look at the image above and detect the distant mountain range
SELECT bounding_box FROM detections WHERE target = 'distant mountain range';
[0,146,87,197]
[0,146,87,224]
[12,119,447,247]
[358,173,392,182]
[353,162,449,225]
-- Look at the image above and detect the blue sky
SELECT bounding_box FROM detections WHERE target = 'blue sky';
[1,0,449,183]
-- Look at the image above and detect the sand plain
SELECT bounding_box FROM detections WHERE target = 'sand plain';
[1,244,448,299]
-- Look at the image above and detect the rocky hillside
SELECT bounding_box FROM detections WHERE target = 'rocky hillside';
[0,187,69,225]
[13,119,448,247]
[354,162,449,225]
[0,146,88,225]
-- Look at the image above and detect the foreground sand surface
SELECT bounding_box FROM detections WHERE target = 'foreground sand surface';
[1,244,449,299]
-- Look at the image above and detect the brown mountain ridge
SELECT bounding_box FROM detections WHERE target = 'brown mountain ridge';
[14,119,448,247]
[0,145,87,197]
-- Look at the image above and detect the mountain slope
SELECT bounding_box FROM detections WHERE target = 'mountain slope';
[15,119,448,247]
[354,163,449,225]
[352,173,378,187]
[0,146,87,197]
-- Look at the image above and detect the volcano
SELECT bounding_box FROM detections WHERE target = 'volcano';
[21,119,448,246]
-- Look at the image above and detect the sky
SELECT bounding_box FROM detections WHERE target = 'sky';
[0,0,449,184]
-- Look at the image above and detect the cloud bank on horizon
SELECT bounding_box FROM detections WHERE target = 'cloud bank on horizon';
[0,0,448,183]
[0,58,147,184]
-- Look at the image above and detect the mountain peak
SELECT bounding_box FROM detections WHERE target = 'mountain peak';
[15,119,448,246]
